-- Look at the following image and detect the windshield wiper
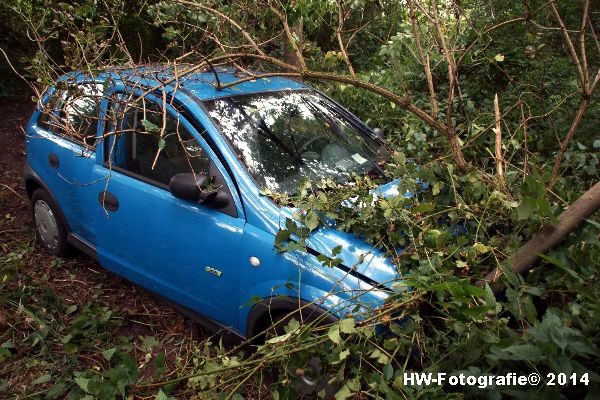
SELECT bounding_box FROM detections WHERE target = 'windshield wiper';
[228,97,303,166]
[302,97,387,179]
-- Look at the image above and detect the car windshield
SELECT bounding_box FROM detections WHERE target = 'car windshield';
[205,90,389,195]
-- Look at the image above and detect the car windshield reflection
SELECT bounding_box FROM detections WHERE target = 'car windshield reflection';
[205,90,388,195]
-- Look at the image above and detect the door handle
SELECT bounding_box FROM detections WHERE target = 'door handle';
[99,191,119,211]
[48,153,59,169]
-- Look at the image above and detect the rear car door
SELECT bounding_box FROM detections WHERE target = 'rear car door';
[27,82,103,245]
[92,94,245,331]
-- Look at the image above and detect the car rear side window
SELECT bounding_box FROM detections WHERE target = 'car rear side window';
[51,83,103,148]
[106,99,210,187]
[37,91,60,130]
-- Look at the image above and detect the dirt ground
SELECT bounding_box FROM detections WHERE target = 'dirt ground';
[0,99,222,397]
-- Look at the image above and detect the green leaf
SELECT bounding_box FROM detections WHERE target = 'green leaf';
[141,336,159,352]
[484,284,497,309]
[328,325,341,344]
[335,384,352,400]
[284,318,300,334]
[74,377,92,394]
[155,352,166,377]
[102,347,116,362]
[31,373,51,385]
[305,210,319,232]
[383,363,394,381]
[370,348,390,364]
[502,344,543,361]
[331,245,342,257]
[158,138,166,150]
[473,242,491,254]
[339,349,350,361]
[141,119,160,133]
[538,253,581,281]
[494,54,505,62]
[266,332,292,344]
[346,377,360,392]
[339,318,356,334]
[516,201,534,220]
[585,218,600,229]
[65,305,77,314]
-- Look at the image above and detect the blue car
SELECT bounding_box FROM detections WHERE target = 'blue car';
[24,66,401,339]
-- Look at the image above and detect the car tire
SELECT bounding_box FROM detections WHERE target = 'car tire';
[30,188,70,256]
[262,310,338,399]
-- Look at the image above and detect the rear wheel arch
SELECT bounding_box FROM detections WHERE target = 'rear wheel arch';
[25,178,41,199]
[24,171,72,234]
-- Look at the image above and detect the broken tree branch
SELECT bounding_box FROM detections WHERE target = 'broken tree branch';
[480,182,600,294]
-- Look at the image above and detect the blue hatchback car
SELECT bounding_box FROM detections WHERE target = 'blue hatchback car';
[24,66,401,339]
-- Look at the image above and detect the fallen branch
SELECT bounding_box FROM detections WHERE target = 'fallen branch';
[480,182,600,294]
[207,53,469,169]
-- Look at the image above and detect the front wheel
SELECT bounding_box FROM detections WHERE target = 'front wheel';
[30,188,70,256]
[262,309,338,398]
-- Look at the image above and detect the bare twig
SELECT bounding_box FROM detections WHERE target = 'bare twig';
[407,0,438,118]
[269,6,307,70]
[336,0,356,76]
[493,94,505,186]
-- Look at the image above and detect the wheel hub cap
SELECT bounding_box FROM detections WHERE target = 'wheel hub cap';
[34,200,59,249]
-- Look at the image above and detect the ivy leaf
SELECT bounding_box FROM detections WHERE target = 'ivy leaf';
[305,210,319,232]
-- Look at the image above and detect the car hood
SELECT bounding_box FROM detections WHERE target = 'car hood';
[279,178,407,289]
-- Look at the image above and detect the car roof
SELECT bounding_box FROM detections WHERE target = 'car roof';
[59,65,310,101]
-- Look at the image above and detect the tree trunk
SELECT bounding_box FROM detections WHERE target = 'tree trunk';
[480,182,600,294]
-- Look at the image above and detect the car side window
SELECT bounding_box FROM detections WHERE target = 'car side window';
[41,83,103,148]
[107,99,210,187]
[37,91,61,131]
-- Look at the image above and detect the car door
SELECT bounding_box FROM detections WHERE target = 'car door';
[93,94,245,330]
[31,82,103,244]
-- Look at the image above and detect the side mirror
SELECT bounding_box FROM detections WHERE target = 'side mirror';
[169,173,229,208]
[372,128,384,141]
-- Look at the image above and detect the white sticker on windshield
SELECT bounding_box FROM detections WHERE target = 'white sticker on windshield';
[351,153,368,164]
